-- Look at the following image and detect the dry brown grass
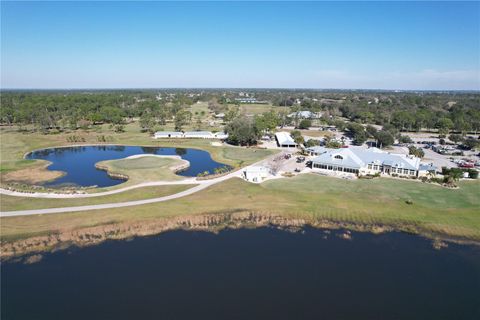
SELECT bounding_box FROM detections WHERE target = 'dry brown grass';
[1,161,63,184]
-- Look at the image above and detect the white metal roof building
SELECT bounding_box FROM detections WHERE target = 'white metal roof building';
[275,132,297,148]
[154,131,184,138]
[183,131,215,139]
[309,146,422,177]
[154,131,227,139]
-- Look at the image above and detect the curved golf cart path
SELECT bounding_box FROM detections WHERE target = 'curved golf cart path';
[0,152,283,217]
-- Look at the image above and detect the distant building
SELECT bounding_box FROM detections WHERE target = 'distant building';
[287,111,320,119]
[154,131,183,139]
[215,113,225,119]
[275,132,297,148]
[183,131,214,139]
[153,131,227,139]
[234,98,269,104]
[235,97,258,103]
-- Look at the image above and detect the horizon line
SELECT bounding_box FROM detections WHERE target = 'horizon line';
[1,87,479,92]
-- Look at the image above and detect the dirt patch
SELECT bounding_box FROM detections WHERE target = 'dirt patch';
[2,163,64,184]
[23,254,43,264]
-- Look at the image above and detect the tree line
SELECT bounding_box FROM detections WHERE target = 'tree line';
[0,91,198,133]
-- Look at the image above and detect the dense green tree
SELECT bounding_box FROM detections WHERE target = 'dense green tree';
[382,123,399,137]
[398,135,413,144]
[365,125,378,138]
[1,91,479,137]
[442,167,464,183]
[463,138,480,150]
[224,107,239,123]
[328,119,347,131]
[374,130,394,148]
[408,146,425,158]
[436,117,454,135]
[304,139,320,148]
[290,130,304,145]
[298,119,312,130]
[255,111,280,133]
[392,111,415,131]
[325,140,342,148]
[448,134,464,144]
[225,116,259,146]
[139,112,156,132]
[174,110,191,131]
[347,123,367,145]
[355,111,375,124]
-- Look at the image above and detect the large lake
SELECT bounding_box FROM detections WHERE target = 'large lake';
[26,145,230,188]
[2,228,479,319]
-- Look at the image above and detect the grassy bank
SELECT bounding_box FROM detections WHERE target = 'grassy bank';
[96,156,186,187]
[0,124,275,183]
[0,185,194,212]
[2,175,479,243]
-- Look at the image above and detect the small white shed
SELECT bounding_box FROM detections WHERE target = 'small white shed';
[214,132,229,140]
[243,166,270,183]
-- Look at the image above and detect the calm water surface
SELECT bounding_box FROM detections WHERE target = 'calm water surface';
[2,228,479,320]
[26,145,229,187]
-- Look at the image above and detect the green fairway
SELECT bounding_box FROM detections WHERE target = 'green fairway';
[2,174,479,245]
[234,103,286,116]
[0,184,194,212]
[1,125,479,258]
[262,174,480,211]
[0,124,276,183]
[96,156,186,187]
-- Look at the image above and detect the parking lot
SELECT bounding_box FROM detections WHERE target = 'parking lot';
[260,129,480,172]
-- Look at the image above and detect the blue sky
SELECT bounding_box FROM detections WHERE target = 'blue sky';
[1,1,479,90]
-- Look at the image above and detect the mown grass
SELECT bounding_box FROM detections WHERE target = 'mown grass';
[234,103,287,116]
[1,175,479,242]
[0,124,276,179]
[96,156,185,186]
[0,184,193,211]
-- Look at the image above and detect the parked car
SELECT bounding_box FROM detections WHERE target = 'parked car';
[459,162,475,168]
[284,153,292,159]
[296,156,305,163]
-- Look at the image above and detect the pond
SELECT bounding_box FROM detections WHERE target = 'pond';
[2,228,479,320]
[26,145,230,188]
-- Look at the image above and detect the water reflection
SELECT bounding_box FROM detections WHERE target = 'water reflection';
[26,145,230,188]
[2,228,479,320]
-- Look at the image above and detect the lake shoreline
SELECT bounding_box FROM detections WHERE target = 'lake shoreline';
[23,145,228,188]
[2,210,479,262]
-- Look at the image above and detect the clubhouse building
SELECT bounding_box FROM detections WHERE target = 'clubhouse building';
[306,146,434,177]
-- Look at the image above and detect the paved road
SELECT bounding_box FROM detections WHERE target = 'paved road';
[0,182,216,217]
[0,167,245,217]
[0,151,287,217]
[0,179,200,199]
